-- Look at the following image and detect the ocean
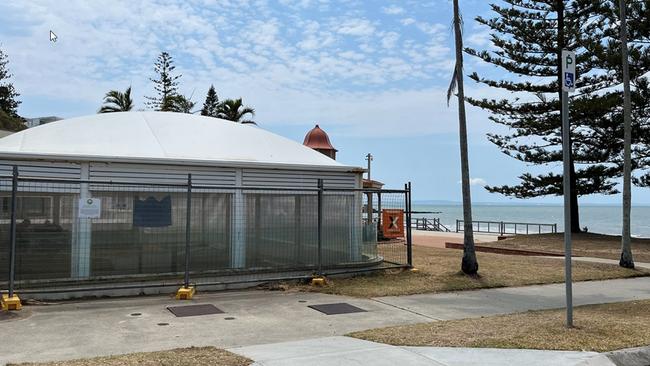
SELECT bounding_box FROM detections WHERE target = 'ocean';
[411,203,650,238]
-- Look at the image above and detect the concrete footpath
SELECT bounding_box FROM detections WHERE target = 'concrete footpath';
[1,276,649,365]
[229,337,614,366]
[559,256,650,271]
[374,276,650,321]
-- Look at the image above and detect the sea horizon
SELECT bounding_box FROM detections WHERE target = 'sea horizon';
[411,202,650,238]
[414,200,650,207]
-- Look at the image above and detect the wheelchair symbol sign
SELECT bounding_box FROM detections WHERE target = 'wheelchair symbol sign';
[564,72,574,89]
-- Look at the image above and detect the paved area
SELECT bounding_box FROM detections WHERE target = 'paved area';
[375,276,650,320]
[564,256,650,271]
[230,336,613,366]
[412,231,499,249]
[1,277,648,365]
[0,290,427,365]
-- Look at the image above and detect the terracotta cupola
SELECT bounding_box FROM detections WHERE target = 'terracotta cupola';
[303,124,337,160]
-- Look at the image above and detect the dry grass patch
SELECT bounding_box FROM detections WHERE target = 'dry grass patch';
[481,233,650,262]
[350,300,650,352]
[10,347,252,366]
[298,246,649,297]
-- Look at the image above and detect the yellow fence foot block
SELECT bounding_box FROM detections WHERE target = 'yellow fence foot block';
[175,286,195,300]
[1,293,22,311]
[310,277,327,286]
[409,268,420,273]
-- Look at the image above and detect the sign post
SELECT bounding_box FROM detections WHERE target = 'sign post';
[561,49,575,327]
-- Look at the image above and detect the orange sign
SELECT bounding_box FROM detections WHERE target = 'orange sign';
[382,209,405,239]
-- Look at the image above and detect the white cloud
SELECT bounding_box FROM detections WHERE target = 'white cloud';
[469,178,488,186]
[0,0,502,138]
[335,18,375,37]
[382,5,404,15]
[466,31,491,47]
[380,32,400,49]
[338,50,365,60]
[415,21,446,35]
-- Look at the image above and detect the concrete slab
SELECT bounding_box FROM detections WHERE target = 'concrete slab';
[230,336,446,366]
[230,336,613,366]
[605,345,650,366]
[406,346,611,366]
[0,290,427,365]
[374,277,650,320]
[555,256,650,271]
[2,277,648,365]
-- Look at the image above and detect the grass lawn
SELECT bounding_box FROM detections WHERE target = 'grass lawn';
[480,233,650,263]
[350,299,650,352]
[298,246,649,297]
[10,347,252,366]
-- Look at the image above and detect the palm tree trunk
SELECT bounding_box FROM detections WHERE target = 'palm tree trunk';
[452,0,478,275]
[619,0,635,268]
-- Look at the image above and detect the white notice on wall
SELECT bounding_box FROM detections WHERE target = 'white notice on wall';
[78,198,101,219]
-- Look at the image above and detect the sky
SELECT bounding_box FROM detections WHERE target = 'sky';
[0,0,647,205]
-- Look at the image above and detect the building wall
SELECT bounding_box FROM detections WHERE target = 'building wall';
[0,158,367,285]
[0,160,360,189]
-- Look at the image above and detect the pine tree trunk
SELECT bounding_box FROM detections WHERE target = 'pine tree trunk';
[453,0,478,275]
[570,162,581,233]
[557,0,581,234]
[619,0,635,268]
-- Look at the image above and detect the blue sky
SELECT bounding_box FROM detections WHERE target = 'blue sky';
[0,0,646,204]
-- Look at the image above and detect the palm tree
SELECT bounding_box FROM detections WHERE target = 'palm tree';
[448,0,478,275]
[99,86,134,113]
[619,0,634,269]
[217,98,256,124]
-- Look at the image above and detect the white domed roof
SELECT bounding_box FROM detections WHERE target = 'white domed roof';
[0,112,357,171]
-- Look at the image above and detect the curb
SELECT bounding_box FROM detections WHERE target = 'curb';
[605,345,650,366]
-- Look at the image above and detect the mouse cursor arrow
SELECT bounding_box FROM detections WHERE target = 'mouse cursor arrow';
[50,30,57,42]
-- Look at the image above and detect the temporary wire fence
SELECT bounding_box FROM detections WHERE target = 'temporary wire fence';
[0,168,412,296]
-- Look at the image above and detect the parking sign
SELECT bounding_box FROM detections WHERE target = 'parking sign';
[562,50,576,92]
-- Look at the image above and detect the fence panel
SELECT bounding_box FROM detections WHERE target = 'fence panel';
[0,173,412,295]
[0,177,11,283]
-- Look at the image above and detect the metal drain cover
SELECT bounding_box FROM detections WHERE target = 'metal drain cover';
[167,304,224,317]
[308,303,367,315]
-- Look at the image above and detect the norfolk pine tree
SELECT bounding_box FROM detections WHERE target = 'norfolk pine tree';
[0,47,25,131]
[200,85,219,117]
[465,0,650,233]
[145,52,182,110]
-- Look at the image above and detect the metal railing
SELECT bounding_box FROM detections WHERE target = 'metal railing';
[412,217,451,232]
[456,219,557,235]
[0,168,413,297]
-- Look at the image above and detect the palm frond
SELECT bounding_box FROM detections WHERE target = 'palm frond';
[99,86,134,113]
[447,64,458,106]
[99,105,121,113]
[447,1,464,107]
